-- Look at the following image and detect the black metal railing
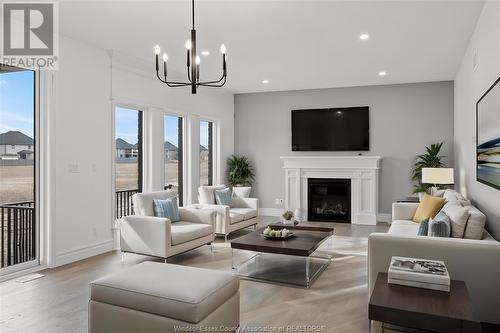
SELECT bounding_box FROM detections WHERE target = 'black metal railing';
[115,189,139,219]
[1,201,36,268]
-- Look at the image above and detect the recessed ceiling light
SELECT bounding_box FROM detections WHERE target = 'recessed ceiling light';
[262,80,269,84]
[201,50,210,56]
[378,71,387,76]
[359,34,370,40]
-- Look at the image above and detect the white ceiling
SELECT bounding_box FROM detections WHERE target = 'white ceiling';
[59,0,484,94]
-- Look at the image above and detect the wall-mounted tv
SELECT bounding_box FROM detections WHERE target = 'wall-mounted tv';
[477,76,500,190]
[291,106,369,151]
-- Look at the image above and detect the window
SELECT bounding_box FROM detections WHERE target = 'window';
[114,107,143,218]
[199,120,213,186]
[164,115,183,205]
[0,66,37,270]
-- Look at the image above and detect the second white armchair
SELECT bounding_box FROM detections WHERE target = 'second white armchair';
[189,185,259,241]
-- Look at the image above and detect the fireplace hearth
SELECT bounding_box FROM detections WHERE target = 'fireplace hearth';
[308,178,351,222]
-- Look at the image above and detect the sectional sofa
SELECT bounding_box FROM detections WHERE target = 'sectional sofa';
[368,190,500,325]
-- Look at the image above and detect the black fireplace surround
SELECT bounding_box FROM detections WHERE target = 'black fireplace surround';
[308,178,351,223]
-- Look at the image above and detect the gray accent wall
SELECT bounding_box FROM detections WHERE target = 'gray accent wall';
[234,81,454,214]
[454,2,500,240]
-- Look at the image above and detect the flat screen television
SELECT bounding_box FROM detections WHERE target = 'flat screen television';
[291,107,369,151]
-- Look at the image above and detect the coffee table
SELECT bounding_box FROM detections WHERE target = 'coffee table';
[230,224,334,288]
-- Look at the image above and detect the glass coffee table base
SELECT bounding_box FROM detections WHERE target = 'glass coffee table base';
[231,250,331,288]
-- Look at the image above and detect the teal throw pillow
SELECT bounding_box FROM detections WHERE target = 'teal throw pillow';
[417,218,429,236]
[214,187,232,206]
[153,197,179,222]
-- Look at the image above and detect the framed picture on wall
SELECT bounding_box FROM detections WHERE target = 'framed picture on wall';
[477,76,500,190]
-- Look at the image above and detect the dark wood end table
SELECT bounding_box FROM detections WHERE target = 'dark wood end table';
[369,273,481,333]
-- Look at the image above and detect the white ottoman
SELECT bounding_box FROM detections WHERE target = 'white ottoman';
[89,262,240,333]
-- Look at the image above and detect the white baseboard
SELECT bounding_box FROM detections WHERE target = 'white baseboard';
[377,213,392,223]
[259,208,283,217]
[55,239,114,267]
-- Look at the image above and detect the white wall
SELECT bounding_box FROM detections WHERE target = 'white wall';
[49,38,233,267]
[454,1,500,239]
[234,82,455,215]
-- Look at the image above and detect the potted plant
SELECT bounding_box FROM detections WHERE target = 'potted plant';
[227,155,255,197]
[411,142,445,196]
[282,210,295,225]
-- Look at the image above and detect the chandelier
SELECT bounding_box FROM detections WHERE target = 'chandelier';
[153,0,227,94]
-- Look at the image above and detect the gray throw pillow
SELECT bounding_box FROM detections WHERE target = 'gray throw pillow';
[428,211,451,237]
[442,202,470,238]
[463,205,486,240]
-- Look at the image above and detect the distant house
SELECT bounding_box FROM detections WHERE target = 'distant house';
[0,131,34,160]
[164,141,178,161]
[200,145,209,160]
[115,138,138,158]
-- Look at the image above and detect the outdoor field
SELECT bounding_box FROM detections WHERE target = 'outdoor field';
[115,160,210,191]
[0,160,211,204]
[0,165,34,204]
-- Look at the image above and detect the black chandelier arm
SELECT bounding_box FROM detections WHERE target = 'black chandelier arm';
[198,76,227,87]
[197,73,226,85]
[156,71,192,87]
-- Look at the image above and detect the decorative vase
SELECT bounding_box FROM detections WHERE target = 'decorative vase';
[283,218,294,226]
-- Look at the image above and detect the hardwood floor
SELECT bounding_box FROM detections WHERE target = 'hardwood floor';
[0,217,389,333]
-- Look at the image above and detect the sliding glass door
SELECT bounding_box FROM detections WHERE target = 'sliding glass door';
[114,107,143,218]
[0,65,38,272]
[164,115,183,205]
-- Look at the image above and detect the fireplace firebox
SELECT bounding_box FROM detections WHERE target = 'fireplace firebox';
[308,178,351,222]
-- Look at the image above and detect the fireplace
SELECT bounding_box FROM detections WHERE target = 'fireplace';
[308,178,351,222]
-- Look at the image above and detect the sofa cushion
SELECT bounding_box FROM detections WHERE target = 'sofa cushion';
[428,211,451,237]
[442,202,469,238]
[171,221,213,245]
[198,185,226,204]
[132,190,178,216]
[229,210,245,224]
[230,208,257,223]
[388,220,420,236]
[443,189,471,206]
[412,194,446,222]
[232,186,251,198]
[463,205,486,240]
[90,262,239,324]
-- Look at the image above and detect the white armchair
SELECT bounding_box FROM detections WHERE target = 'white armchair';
[119,190,216,260]
[188,186,259,241]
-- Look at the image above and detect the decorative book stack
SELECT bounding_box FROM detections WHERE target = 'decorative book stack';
[388,256,450,292]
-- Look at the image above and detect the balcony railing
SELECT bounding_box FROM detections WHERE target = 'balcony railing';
[115,189,139,219]
[0,190,142,269]
[1,201,35,268]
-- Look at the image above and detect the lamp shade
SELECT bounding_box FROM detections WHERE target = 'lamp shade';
[421,168,454,185]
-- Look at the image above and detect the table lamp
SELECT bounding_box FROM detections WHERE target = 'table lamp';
[421,168,454,196]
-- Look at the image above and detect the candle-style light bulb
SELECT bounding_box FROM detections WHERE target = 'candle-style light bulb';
[163,54,167,78]
[220,44,226,54]
[186,40,192,50]
[154,45,161,55]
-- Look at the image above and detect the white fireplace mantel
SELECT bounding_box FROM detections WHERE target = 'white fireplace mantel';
[280,156,382,225]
